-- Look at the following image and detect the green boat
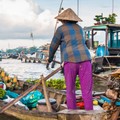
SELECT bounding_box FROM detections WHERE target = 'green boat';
[84,24,120,72]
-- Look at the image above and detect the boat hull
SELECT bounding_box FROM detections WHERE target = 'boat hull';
[0,104,57,120]
[0,79,108,120]
[0,106,108,120]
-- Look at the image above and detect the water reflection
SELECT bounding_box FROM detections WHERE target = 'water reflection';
[0,59,64,81]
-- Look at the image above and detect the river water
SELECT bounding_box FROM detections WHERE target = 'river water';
[0,59,64,81]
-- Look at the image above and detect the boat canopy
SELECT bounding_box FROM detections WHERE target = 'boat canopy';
[84,24,120,31]
[84,24,120,55]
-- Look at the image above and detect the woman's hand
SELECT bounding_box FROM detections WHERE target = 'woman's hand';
[46,57,50,70]
[46,62,50,70]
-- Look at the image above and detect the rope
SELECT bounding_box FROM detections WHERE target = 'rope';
[104,57,112,71]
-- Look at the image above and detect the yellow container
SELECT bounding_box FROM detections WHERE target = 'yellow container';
[93,100,98,105]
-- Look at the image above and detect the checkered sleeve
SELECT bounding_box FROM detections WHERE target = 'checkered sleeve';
[48,27,61,62]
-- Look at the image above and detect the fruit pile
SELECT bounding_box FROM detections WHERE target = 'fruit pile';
[0,67,19,90]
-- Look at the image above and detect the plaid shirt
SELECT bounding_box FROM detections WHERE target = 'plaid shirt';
[48,22,91,63]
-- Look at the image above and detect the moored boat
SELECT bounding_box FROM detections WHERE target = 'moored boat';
[84,24,120,73]
[0,67,108,120]
[0,55,2,61]
[0,81,66,120]
[0,79,109,120]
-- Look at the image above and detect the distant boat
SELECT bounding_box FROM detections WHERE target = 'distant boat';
[0,54,2,61]
[1,54,10,59]
[20,43,58,65]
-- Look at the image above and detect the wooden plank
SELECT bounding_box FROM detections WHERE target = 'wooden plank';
[111,108,120,120]
[103,66,120,69]
[41,75,52,112]
[104,56,120,58]
[58,109,107,120]
[92,73,108,80]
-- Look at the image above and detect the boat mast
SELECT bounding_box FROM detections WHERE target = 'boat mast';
[112,0,114,14]
[30,32,34,46]
[54,0,64,33]
[77,0,79,16]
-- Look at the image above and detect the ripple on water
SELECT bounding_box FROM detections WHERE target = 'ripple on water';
[0,59,64,81]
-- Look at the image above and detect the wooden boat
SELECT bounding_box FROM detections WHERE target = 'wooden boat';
[20,51,49,64]
[0,67,110,120]
[0,66,64,120]
[21,56,42,63]
[0,79,66,120]
[20,43,58,65]
[0,80,108,120]
[84,24,120,73]
[0,67,109,120]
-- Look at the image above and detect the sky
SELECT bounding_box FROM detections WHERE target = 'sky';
[0,0,120,50]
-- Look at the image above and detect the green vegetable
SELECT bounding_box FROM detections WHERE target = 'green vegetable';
[0,88,6,98]
[26,77,81,90]
[46,77,80,90]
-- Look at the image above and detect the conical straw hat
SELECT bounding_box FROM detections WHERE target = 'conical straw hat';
[55,8,82,22]
[110,69,120,77]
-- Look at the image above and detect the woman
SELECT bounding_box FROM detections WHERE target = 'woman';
[47,8,93,110]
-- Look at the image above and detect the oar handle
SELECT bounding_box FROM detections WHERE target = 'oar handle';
[46,60,61,69]
[41,75,52,112]
[53,60,61,64]
[46,63,50,70]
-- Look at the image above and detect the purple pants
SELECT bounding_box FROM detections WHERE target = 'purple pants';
[64,61,93,110]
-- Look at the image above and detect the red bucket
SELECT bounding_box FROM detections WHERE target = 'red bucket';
[76,101,84,108]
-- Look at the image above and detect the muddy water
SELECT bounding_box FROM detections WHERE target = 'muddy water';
[0,59,64,81]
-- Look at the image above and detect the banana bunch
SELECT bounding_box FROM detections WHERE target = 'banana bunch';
[6,76,19,90]
[0,67,19,90]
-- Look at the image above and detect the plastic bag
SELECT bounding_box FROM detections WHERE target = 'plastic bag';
[6,90,44,108]
[21,90,44,108]
[3,95,29,110]
[6,90,19,98]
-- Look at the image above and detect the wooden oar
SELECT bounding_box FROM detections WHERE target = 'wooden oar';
[41,75,52,112]
[92,73,108,80]
[111,107,120,120]
[0,66,62,113]
[53,61,108,81]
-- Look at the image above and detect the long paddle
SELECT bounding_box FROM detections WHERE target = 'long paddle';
[0,66,62,113]
[41,75,52,112]
[92,73,108,80]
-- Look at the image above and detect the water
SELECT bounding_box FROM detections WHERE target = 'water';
[0,59,64,81]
